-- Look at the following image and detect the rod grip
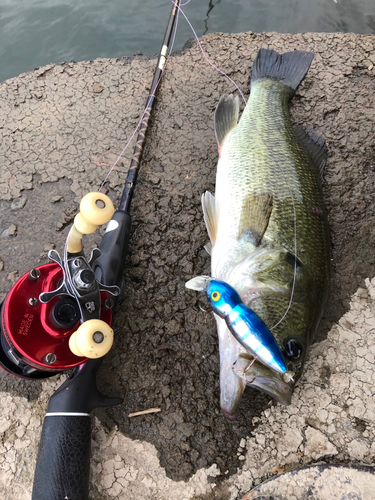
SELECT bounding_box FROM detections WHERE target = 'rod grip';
[92,210,132,288]
[32,415,91,500]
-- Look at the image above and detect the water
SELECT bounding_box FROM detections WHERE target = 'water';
[0,0,374,83]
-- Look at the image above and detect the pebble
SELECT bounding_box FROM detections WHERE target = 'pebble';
[2,224,17,236]
[51,195,64,203]
[11,198,27,210]
[93,83,104,93]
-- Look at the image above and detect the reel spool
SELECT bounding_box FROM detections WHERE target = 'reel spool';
[0,192,118,380]
[0,263,113,380]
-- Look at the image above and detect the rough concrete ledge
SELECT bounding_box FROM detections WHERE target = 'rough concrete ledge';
[0,31,375,499]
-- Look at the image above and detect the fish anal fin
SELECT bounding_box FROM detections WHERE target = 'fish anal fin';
[293,124,328,178]
[238,193,273,246]
[202,191,219,246]
[214,94,239,151]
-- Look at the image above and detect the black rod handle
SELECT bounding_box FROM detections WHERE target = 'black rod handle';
[92,210,132,289]
[32,414,91,500]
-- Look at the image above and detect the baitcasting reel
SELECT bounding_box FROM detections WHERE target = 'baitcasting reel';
[0,192,120,380]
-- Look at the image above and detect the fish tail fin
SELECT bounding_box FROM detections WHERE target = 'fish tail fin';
[251,49,314,92]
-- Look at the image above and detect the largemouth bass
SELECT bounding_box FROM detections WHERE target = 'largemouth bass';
[186,49,330,417]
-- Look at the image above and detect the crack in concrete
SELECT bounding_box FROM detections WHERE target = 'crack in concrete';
[0,30,375,499]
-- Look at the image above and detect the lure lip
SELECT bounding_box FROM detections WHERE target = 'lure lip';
[185,275,211,292]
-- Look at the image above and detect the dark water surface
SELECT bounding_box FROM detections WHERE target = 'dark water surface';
[0,0,374,83]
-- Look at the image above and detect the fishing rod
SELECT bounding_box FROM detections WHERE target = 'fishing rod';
[0,2,180,499]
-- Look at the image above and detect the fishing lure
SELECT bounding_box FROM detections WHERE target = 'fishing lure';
[186,276,294,383]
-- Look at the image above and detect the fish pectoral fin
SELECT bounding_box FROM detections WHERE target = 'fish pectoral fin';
[204,241,212,255]
[238,192,273,246]
[202,191,219,245]
[214,94,239,151]
[293,124,328,178]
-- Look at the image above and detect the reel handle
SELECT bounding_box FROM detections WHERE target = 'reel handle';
[32,415,91,500]
[69,319,114,358]
[67,192,115,254]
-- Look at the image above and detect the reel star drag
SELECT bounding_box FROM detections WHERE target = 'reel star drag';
[0,192,118,379]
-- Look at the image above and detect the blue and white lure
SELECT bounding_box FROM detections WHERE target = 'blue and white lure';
[186,276,295,383]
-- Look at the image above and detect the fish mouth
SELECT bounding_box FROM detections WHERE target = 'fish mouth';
[187,277,294,411]
[233,354,293,406]
[187,281,248,417]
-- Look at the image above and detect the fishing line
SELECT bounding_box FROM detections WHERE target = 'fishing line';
[238,96,298,330]
[99,0,245,190]
[173,0,298,330]
[98,0,297,329]
[98,3,181,192]
[173,0,247,104]
[236,118,298,331]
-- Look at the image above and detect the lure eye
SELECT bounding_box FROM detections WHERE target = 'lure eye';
[211,291,221,302]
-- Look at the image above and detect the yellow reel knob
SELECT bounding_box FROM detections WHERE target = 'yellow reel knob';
[74,192,115,235]
[69,319,114,358]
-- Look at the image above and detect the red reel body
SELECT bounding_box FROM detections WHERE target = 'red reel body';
[0,263,112,379]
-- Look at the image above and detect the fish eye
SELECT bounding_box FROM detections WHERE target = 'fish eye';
[283,339,304,361]
[211,291,221,302]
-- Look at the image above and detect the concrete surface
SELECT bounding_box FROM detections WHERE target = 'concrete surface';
[244,464,375,499]
[0,30,375,499]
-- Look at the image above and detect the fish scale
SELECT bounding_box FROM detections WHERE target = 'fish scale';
[188,49,330,416]
[215,80,329,288]
[217,82,325,263]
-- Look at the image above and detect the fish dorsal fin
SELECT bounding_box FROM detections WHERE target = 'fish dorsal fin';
[293,125,328,178]
[214,94,239,151]
[202,191,219,245]
[238,193,273,246]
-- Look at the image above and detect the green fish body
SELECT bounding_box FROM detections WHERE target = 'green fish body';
[203,49,330,417]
